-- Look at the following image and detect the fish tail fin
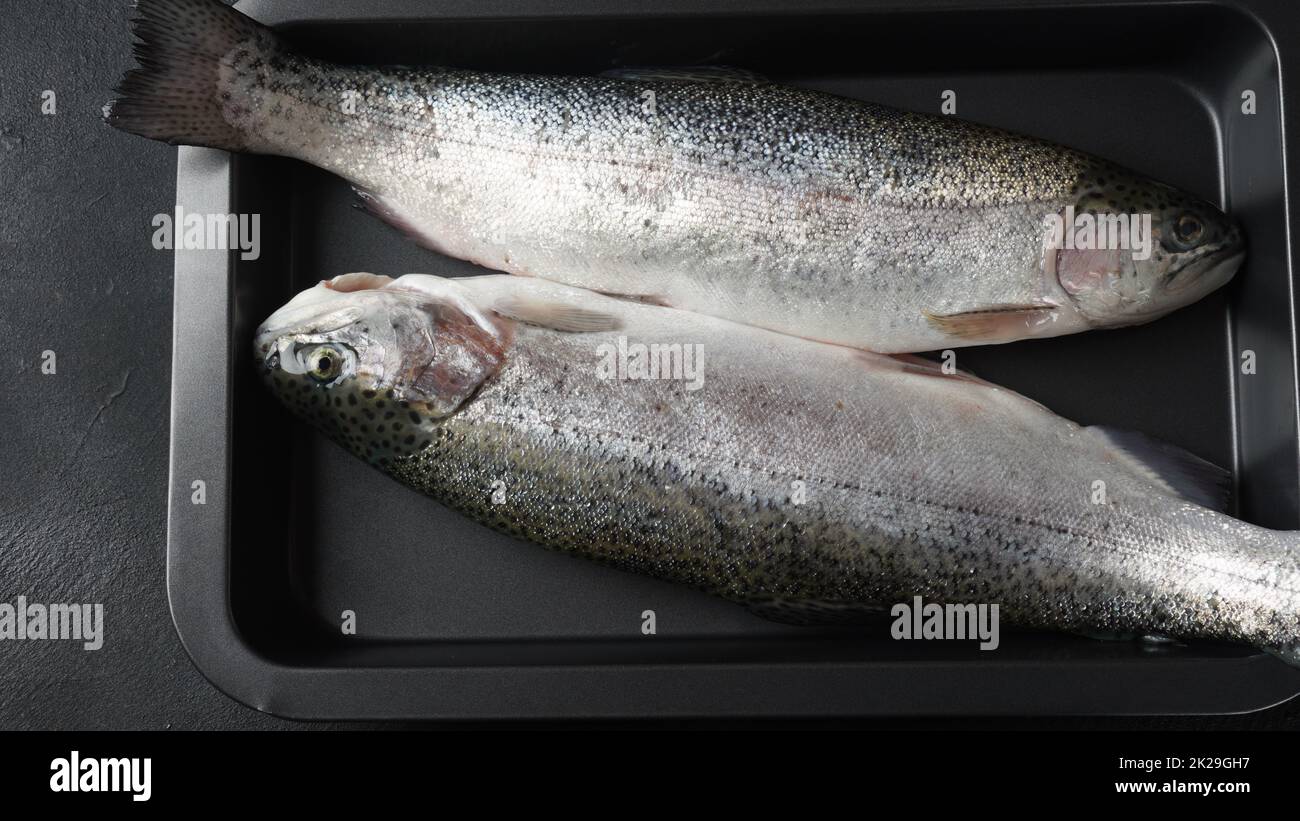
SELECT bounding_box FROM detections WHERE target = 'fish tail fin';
[103,0,278,150]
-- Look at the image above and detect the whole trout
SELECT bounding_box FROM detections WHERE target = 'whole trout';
[257,273,1300,664]
[110,0,1244,352]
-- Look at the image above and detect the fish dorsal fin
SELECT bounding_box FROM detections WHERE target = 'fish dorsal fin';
[1085,426,1231,511]
[492,295,623,333]
[599,66,767,84]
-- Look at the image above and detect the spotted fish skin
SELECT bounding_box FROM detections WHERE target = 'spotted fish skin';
[110,0,1244,352]
[257,274,1300,664]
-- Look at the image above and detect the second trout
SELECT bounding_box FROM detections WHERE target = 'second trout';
[255,272,1300,664]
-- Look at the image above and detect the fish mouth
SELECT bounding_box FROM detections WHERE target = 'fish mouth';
[1164,245,1244,294]
[1104,246,1244,325]
[253,323,280,360]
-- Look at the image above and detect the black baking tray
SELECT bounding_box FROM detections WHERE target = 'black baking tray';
[167,0,1300,719]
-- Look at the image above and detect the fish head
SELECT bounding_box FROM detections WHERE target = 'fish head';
[254,274,509,465]
[1050,167,1243,328]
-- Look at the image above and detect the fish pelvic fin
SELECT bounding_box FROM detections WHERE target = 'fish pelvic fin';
[857,351,1055,414]
[881,352,987,383]
[103,0,277,150]
[351,187,468,259]
[589,290,674,308]
[923,303,1057,343]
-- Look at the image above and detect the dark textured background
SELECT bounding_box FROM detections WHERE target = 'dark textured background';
[0,0,297,729]
[1,0,1297,729]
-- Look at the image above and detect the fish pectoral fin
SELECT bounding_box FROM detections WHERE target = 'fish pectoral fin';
[599,66,767,83]
[923,303,1057,342]
[491,295,624,333]
[1084,426,1231,512]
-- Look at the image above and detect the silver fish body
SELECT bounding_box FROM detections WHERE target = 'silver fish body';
[257,273,1300,664]
[111,0,1244,352]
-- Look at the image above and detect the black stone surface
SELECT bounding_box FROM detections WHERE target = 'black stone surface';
[1,0,1298,729]
[0,0,297,729]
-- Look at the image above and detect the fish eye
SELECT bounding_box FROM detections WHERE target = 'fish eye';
[1171,213,1205,249]
[304,344,345,383]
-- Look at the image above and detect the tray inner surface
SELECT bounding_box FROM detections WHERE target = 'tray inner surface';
[224,5,1293,673]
